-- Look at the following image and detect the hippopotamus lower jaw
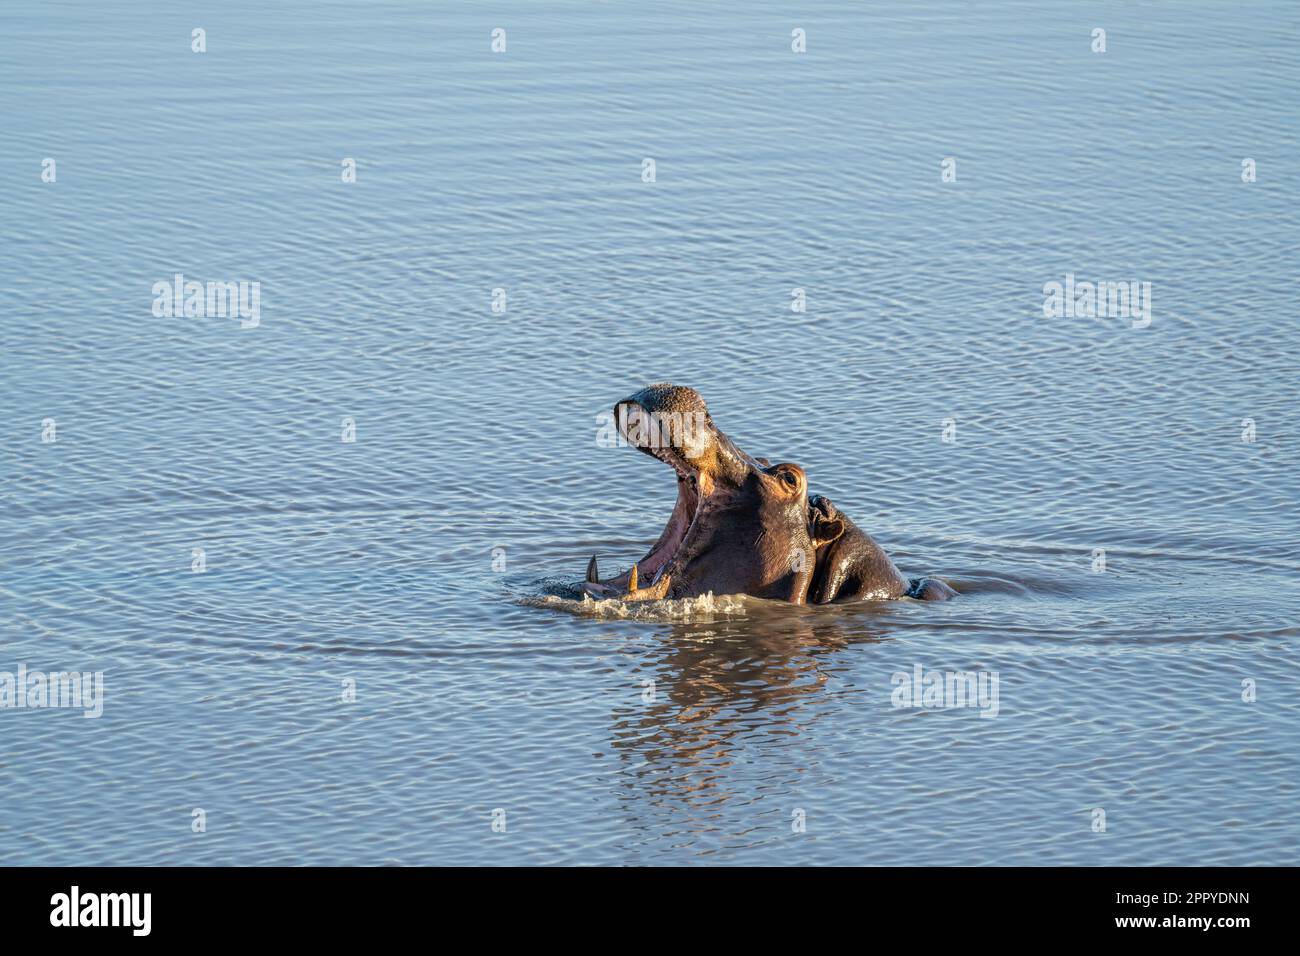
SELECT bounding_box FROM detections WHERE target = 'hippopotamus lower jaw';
[580,468,696,601]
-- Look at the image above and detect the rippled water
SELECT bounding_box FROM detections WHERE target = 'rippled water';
[2,1,1298,865]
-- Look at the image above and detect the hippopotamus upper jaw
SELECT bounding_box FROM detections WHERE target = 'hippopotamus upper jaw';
[613,383,757,491]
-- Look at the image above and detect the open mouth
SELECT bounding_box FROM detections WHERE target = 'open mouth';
[582,411,708,600]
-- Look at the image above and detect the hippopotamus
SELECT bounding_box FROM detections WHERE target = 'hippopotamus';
[580,384,955,604]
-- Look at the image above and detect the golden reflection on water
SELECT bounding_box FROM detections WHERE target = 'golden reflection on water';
[609,607,889,819]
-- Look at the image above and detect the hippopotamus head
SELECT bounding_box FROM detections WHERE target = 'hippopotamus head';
[578,383,957,604]
[582,383,823,603]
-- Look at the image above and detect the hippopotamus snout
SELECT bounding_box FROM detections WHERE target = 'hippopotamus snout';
[610,384,753,490]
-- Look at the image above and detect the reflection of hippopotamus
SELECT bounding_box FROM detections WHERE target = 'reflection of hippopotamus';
[581,384,955,604]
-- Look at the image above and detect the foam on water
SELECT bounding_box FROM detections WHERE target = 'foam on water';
[521,591,751,621]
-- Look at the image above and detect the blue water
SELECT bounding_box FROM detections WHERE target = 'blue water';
[2,1,1297,865]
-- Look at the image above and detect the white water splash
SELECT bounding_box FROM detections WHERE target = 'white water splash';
[521,591,748,621]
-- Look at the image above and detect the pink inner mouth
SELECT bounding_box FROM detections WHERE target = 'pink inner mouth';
[639,472,699,584]
[585,441,706,596]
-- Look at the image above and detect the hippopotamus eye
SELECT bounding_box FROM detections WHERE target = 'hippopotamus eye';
[766,462,804,494]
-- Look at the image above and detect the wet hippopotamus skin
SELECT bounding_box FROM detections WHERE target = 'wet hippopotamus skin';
[807,494,956,602]
[580,383,955,605]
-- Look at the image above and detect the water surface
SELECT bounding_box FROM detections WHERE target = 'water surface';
[1,1,1298,865]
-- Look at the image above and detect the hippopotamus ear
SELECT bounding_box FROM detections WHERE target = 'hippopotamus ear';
[807,494,843,546]
[810,514,845,548]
